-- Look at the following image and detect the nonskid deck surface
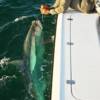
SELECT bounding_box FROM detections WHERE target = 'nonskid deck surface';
[51,12,100,100]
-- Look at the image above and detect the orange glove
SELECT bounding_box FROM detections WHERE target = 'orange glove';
[40,5,50,15]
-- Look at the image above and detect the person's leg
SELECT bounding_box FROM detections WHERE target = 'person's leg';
[80,0,94,13]
[71,0,94,13]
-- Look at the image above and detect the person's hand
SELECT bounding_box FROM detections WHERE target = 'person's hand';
[40,5,50,15]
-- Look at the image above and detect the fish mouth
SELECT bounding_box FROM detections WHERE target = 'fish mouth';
[32,20,43,31]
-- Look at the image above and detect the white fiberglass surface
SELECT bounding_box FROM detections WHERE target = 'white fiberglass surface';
[63,13,100,100]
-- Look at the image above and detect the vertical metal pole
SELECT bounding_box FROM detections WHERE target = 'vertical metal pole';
[69,16,73,86]
[67,16,76,97]
[67,16,73,85]
[67,16,81,100]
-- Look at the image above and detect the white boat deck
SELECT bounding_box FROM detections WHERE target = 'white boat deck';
[51,12,100,100]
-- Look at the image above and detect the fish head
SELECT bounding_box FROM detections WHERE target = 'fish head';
[32,20,43,33]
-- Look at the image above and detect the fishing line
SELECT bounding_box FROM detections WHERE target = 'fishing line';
[41,14,44,22]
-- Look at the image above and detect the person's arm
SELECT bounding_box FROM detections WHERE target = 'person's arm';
[40,0,71,15]
[95,0,100,14]
[40,5,50,15]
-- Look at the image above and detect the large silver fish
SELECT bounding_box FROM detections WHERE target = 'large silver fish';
[24,20,46,100]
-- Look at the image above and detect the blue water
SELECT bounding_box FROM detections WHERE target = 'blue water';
[0,0,56,100]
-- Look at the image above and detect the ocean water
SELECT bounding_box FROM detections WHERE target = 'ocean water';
[0,0,57,100]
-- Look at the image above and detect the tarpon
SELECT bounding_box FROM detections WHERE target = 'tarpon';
[24,20,46,100]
